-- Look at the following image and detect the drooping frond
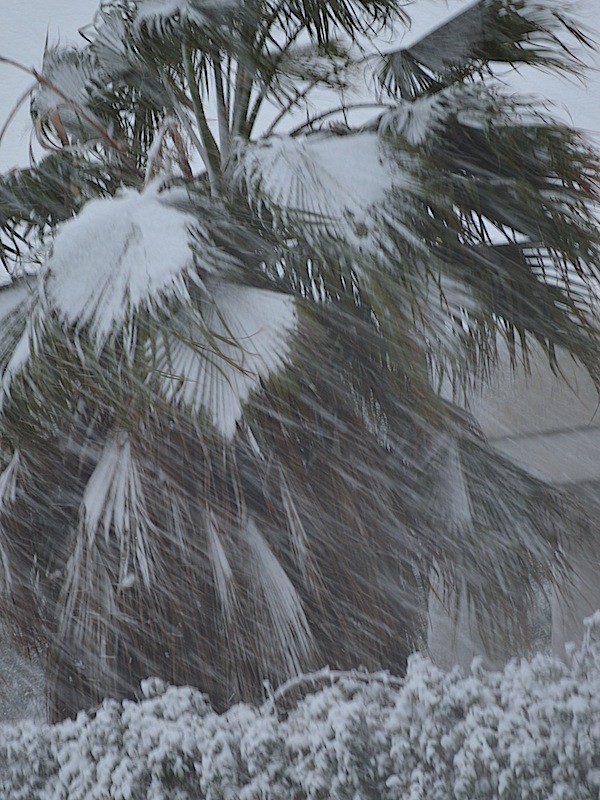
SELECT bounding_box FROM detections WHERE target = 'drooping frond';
[379,0,592,99]
[154,282,297,437]
[57,432,156,662]
[260,0,403,41]
[417,411,567,629]
[245,516,313,675]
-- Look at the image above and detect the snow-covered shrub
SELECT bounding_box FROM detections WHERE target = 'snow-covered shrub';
[2,615,600,800]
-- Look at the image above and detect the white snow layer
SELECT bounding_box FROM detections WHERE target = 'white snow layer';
[133,0,238,37]
[238,132,396,243]
[3,613,600,799]
[45,187,196,348]
[156,283,297,438]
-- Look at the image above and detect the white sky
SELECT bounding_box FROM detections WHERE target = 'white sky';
[0,0,599,172]
[0,0,99,172]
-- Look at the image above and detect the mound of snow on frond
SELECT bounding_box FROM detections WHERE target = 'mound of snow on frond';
[45,186,196,348]
[3,615,600,799]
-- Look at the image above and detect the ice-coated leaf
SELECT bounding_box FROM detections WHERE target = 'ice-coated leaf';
[155,282,297,438]
[44,186,197,350]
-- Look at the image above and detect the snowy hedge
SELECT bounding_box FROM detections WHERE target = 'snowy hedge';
[3,617,600,799]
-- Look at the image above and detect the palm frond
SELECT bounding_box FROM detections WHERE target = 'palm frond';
[42,186,197,351]
[379,0,592,99]
[154,282,297,438]
[260,0,403,42]
[31,48,105,149]
[235,130,398,247]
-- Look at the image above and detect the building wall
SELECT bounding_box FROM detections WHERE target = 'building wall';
[428,345,600,667]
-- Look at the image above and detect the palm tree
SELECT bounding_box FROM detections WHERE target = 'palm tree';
[0,0,599,720]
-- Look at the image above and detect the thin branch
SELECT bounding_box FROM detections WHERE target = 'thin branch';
[245,23,305,139]
[0,82,37,159]
[261,667,405,713]
[263,82,318,137]
[263,81,385,138]
[288,101,392,136]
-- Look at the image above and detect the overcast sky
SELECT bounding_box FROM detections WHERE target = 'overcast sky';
[0,0,599,173]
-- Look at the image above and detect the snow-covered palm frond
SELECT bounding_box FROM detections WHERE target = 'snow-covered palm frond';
[43,186,197,351]
[378,92,452,147]
[379,0,591,100]
[132,0,239,41]
[154,282,297,438]
[0,152,131,270]
[84,4,136,78]
[238,81,600,387]
[236,131,401,247]
[31,48,105,148]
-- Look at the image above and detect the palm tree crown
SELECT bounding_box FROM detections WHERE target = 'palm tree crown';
[0,0,599,719]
